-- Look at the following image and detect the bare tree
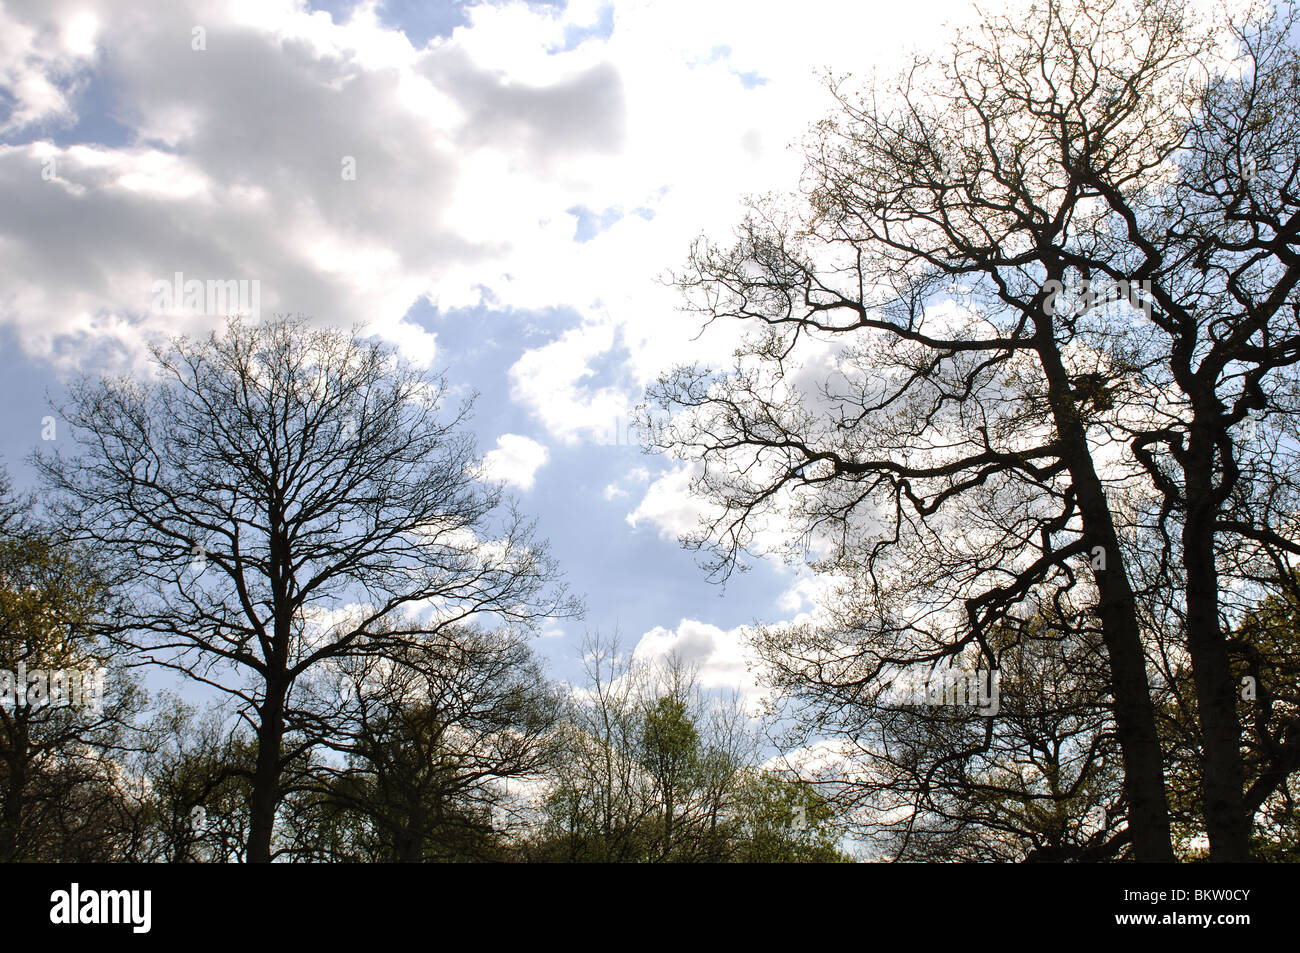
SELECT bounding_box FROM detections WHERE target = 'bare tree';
[533,632,840,862]
[37,316,579,862]
[535,631,660,861]
[298,623,562,862]
[647,0,1300,861]
[764,604,1128,861]
[1095,2,1300,861]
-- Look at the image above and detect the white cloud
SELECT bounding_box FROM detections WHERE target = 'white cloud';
[602,464,650,501]
[624,459,834,566]
[480,432,550,490]
[762,738,864,782]
[0,0,628,365]
[0,0,97,134]
[0,0,990,385]
[631,617,758,699]
[776,569,845,619]
[625,464,711,540]
[507,312,631,445]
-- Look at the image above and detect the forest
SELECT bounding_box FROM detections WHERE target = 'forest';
[1,0,1299,866]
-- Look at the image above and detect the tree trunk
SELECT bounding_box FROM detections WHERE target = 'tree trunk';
[1183,434,1252,861]
[1039,340,1175,862]
[1083,521,1176,862]
[663,783,674,860]
[246,680,286,863]
[0,724,28,863]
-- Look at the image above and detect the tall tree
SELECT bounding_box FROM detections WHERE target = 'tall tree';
[37,316,578,862]
[646,0,1300,861]
[1108,1,1300,861]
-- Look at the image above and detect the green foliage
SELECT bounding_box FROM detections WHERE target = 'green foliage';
[730,772,849,863]
[530,638,851,862]
[0,484,145,862]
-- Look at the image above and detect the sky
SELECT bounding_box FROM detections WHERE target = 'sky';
[0,0,991,694]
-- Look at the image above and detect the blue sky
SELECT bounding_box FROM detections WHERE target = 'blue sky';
[0,0,980,695]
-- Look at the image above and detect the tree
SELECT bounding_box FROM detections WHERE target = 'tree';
[1158,580,1300,859]
[531,632,848,862]
[729,771,848,863]
[1077,0,1300,862]
[645,0,1300,861]
[641,688,700,856]
[37,316,579,862]
[302,625,562,862]
[119,697,261,863]
[533,632,656,861]
[0,474,144,862]
[777,608,1129,862]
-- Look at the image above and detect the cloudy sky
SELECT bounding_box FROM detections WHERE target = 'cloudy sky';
[0,0,988,691]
